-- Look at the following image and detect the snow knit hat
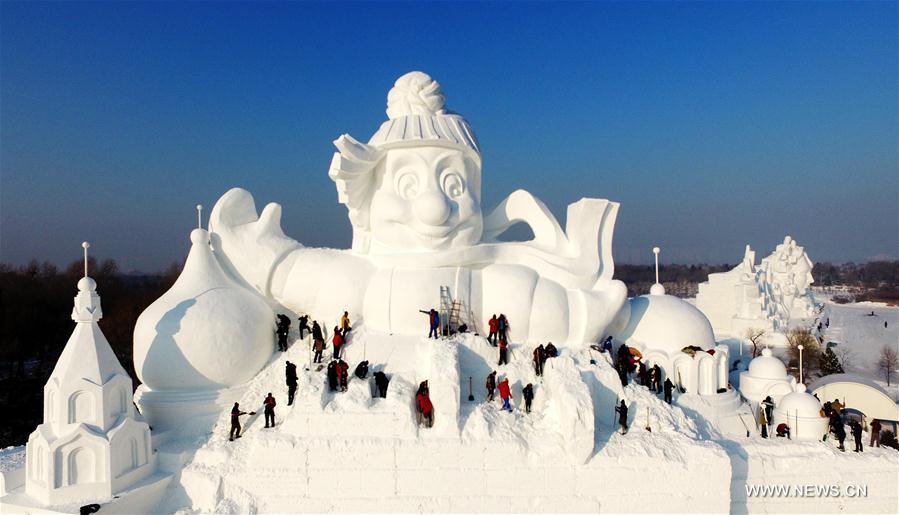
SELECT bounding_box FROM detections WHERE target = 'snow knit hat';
[367,71,480,164]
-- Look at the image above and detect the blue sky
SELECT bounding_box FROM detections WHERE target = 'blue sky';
[1,1,896,271]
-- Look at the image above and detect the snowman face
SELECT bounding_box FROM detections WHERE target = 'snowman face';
[368,146,482,253]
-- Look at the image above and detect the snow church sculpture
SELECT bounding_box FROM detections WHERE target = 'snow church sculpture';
[26,248,157,506]
[206,71,628,345]
[696,236,817,337]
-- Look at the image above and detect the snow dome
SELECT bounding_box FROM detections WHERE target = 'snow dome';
[617,292,716,354]
[615,285,727,395]
[739,348,796,405]
[134,229,274,390]
[747,348,788,379]
[773,384,828,441]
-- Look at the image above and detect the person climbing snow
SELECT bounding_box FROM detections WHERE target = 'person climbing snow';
[332,327,344,359]
[763,396,774,425]
[545,342,558,358]
[488,314,499,346]
[276,314,291,351]
[327,360,338,392]
[615,400,629,434]
[601,335,613,353]
[417,380,430,397]
[533,344,546,376]
[833,418,847,452]
[498,314,509,342]
[312,321,325,362]
[498,377,512,412]
[263,392,277,428]
[870,419,882,447]
[523,383,534,414]
[354,360,369,379]
[663,378,674,404]
[850,420,863,452]
[276,323,289,352]
[340,311,352,336]
[652,364,663,393]
[298,314,311,339]
[285,361,298,406]
[229,402,248,441]
[336,359,349,392]
[419,308,440,339]
[498,336,509,366]
[313,334,325,364]
[374,370,390,398]
[416,386,434,428]
[485,371,497,402]
[616,344,630,386]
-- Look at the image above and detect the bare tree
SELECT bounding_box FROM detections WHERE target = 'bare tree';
[878,345,899,386]
[834,346,854,372]
[744,327,766,358]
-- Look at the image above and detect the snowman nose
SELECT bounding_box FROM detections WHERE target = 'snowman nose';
[413,190,451,227]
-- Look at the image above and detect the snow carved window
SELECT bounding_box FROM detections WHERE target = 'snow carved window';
[68,391,93,425]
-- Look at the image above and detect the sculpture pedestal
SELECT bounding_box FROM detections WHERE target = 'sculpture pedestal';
[135,384,248,435]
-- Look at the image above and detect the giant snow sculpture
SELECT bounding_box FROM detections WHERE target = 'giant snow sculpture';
[696,236,817,337]
[205,71,628,345]
[26,265,157,506]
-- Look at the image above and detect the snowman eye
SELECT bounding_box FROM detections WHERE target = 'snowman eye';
[441,170,464,199]
[395,170,419,200]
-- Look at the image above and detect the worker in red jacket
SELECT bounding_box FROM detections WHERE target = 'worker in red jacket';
[487,314,499,346]
[335,360,349,392]
[417,390,434,427]
[497,378,512,412]
[332,327,344,359]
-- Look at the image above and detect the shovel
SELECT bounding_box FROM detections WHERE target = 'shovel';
[468,376,475,402]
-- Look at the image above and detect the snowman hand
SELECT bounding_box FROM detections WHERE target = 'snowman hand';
[209,187,300,295]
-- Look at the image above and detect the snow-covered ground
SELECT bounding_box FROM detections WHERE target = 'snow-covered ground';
[819,301,899,400]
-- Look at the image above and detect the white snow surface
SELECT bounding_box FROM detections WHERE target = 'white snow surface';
[140,324,898,513]
[818,301,899,399]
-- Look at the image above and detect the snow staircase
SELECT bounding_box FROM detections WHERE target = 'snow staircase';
[168,329,745,513]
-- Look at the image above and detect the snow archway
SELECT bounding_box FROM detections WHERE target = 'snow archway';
[66,448,94,486]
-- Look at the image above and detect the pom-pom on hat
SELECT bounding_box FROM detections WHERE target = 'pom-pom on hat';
[368,71,480,162]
